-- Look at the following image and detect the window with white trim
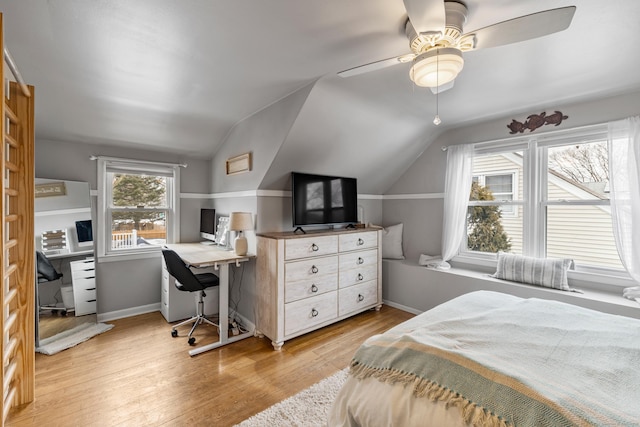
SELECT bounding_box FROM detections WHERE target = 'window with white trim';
[97,158,180,258]
[472,171,517,216]
[461,125,623,271]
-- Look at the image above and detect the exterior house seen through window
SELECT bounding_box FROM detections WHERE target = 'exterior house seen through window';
[462,128,622,271]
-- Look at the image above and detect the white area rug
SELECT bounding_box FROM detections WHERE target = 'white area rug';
[236,368,348,427]
[36,322,114,355]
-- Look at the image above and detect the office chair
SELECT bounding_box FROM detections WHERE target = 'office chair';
[161,249,220,346]
[36,250,67,316]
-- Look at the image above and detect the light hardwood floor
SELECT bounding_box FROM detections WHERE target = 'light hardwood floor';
[8,306,413,426]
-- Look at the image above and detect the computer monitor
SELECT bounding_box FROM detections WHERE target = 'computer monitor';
[75,219,93,247]
[200,209,216,242]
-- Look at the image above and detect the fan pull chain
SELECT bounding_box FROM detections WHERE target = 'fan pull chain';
[433,47,441,126]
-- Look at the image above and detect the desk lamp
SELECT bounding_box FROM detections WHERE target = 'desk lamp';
[229,212,253,256]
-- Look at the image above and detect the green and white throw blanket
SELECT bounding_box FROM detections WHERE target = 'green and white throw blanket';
[349,291,640,426]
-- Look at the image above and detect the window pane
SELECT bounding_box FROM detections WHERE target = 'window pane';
[547,141,609,201]
[485,174,512,195]
[546,205,621,269]
[111,211,166,249]
[111,173,168,208]
[466,204,522,254]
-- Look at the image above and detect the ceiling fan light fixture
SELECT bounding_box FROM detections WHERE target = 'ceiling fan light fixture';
[409,48,464,88]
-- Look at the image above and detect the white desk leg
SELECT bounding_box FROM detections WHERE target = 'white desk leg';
[219,263,229,346]
[189,263,229,356]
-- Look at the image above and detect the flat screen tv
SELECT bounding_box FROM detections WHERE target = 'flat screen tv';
[75,219,93,247]
[291,172,358,230]
[200,208,216,242]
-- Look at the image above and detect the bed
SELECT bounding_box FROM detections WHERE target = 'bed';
[328,291,640,426]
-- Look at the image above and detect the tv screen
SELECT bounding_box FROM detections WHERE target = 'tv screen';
[200,208,216,242]
[75,220,93,246]
[291,172,358,228]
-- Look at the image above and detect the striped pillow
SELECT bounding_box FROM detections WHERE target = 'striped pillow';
[493,252,574,291]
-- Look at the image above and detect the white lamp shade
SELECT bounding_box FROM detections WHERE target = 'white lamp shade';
[229,212,253,231]
[409,48,464,88]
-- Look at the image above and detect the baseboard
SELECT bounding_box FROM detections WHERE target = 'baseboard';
[382,299,422,315]
[96,303,257,329]
[97,303,161,323]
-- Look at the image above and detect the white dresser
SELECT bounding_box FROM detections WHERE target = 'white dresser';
[70,258,97,316]
[256,227,382,350]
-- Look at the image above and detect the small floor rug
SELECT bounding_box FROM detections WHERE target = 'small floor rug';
[36,322,114,355]
[235,368,349,427]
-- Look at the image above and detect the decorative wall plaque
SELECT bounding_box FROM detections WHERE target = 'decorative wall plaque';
[507,111,568,134]
[35,182,66,198]
[226,152,252,175]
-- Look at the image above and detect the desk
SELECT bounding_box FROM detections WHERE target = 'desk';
[46,249,94,260]
[164,243,254,356]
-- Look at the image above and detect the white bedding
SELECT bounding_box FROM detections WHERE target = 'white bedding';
[328,291,640,427]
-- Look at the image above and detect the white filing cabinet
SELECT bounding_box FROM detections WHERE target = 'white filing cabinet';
[256,227,382,350]
[70,258,97,316]
[160,256,219,323]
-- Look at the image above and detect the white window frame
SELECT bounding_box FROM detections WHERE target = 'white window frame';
[97,157,181,261]
[472,170,518,217]
[454,124,633,286]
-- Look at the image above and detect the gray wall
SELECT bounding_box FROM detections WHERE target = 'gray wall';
[210,83,314,193]
[35,138,213,315]
[37,86,640,320]
[381,90,640,312]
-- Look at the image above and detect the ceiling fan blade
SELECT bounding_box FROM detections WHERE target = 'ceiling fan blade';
[467,6,576,51]
[337,54,415,78]
[403,0,445,36]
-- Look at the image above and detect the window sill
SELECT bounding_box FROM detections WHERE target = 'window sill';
[382,258,640,318]
[451,254,636,292]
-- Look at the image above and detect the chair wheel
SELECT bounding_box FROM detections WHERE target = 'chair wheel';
[171,330,178,337]
[188,337,196,346]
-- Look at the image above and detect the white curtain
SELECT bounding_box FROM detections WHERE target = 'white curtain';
[608,116,640,300]
[439,144,474,269]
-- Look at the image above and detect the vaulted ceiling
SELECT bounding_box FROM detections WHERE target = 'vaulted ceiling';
[1,0,640,176]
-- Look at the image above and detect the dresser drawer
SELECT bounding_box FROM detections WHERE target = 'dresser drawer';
[284,292,337,336]
[339,231,378,252]
[339,264,377,288]
[74,286,97,316]
[339,249,377,271]
[285,255,338,283]
[285,235,338,260]
[72,268,96,280]
[73,277,96,291]
[74,286,97,302]
[71,259,95,271]
[75,299,97,316]
[285,273,338,303]
[339,280,378,317]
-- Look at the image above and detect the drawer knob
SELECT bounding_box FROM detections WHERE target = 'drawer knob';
[358,294,364,302]
[311,308,319,317]
[311,284,318,293]
[311,243,319,252]
[357,238,364,246]
[357,257,364,265]
[357,273,364,281]
[311,265,319,274]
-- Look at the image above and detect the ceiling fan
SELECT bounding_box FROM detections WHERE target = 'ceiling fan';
[338,1,576,93]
